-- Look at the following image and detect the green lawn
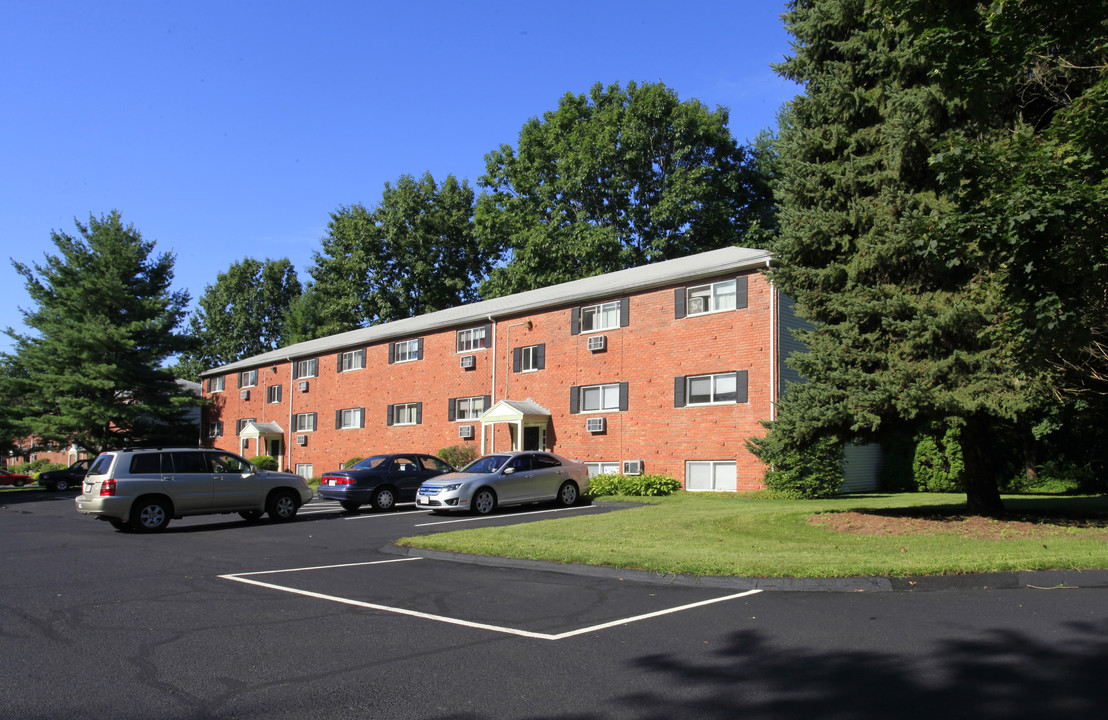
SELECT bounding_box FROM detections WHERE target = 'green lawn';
[395,492,1108,578]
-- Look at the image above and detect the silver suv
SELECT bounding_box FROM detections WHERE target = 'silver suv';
[76,448,314,532]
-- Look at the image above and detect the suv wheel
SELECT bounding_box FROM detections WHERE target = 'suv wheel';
[267,490,299,522]
[132,498,171,532]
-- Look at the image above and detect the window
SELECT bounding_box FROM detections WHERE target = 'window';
[456,325,489,353]
[267,385,282,404]
[239,370,257,388]
[580,301,620,333]
[236,418,256,435]
[686,461,738,492]
[294,412,317,432]
[454,396,486,421]
[207,421,224,438]
[337,407,364,429]
[293,358,318,379]
[571,382,628,413]
[207,376,224,393]
[513,344,545,373]
[676,277,747,319]
[391,339,421,364]
[339,349,365,372]
[421,456,453,473]
[389,403,421,426]
[295,464,313,480]
[674,371,748,407]
[585,462,619,477]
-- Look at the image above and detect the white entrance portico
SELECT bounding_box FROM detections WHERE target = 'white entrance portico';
[238,421,286,470]
[479,399,551,453]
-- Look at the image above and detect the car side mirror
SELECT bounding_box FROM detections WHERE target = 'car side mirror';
[503,467,515,475]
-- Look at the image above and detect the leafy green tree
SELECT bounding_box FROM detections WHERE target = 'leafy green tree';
[763,0,1107,513]
[5,211,196,455]
[301,172,491,338]
[476,81,776,297]
[175,257,302,381]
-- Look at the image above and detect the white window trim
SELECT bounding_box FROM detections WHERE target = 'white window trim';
[209,376,225,393]
[686,279,738,316]
[520,346,539,373]
[585,462,619,477]
[294,464,314,480]
[341,349,365,373]
[294,412,316,432]
[685,460,738,492]
[240,370,257,388]
[296,359,318,379]
[267,385,282,404]
[394,340,419,364]
[456,327,488,353]
[580,301,621,334]
[580,383,621,414]
[340,408,363,429]
[686,373,739,406]
[393,403,419,426]
[455,396,485,421]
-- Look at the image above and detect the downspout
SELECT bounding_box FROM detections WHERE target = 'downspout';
[767,259,777,421]
[487,316,497,454]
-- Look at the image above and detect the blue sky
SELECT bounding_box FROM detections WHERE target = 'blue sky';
[0,0,799,355]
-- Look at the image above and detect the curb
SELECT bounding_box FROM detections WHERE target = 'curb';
[381,543,1108,593]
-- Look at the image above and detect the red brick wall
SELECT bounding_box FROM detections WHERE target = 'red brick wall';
[204,271,774,489]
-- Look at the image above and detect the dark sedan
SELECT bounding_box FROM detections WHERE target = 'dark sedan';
[38,458,93,491]
[318,454,455,512]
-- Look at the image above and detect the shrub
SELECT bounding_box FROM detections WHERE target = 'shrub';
[34,462,67,478]
[755,436,846,499]
[586,473,682,497]
[438,445,478,470]
[343,457,364,469]
[249,455,279,471]
[912,422,964,492]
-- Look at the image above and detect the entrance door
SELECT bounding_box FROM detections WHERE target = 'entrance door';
[523,426,541,451]
[268,438,283,470]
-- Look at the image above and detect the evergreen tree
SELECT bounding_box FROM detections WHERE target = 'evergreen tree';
[175,257,302,381]
[476,81,776,297]
[766,0,1107,513]
[6,211,195,454]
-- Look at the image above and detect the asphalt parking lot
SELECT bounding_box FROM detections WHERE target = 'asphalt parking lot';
[3,489,1106,720]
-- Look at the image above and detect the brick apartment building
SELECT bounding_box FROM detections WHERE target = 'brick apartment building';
[199,246,879,491]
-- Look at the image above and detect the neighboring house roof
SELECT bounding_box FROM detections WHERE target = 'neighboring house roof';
[201,246,772,377]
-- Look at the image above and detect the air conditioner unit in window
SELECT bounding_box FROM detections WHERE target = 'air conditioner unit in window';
[296,435,307,446]
[586,417,606,433]
[298,380,309,392]
[622,459,643,475]
[240,390,250,400]
[460,354,476,369]
[458,425,474,439]
[688,297,707,314]
[587,335,606,352]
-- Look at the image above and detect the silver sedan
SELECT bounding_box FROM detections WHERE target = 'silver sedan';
[416,451,589,515]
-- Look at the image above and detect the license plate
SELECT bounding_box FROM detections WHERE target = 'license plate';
[327,479,335,486]
[84,483,92,493]
[417,496,429,504]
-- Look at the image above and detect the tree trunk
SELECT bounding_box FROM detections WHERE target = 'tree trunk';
[960,419,1005,516]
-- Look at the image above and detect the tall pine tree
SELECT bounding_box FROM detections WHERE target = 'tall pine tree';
[6,211,195,454]
[766,0,1107,513]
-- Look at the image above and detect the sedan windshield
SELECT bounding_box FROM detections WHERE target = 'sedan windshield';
[353,456,388,469]
[462,455,511,474]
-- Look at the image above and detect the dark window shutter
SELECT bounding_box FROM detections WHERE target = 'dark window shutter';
[448,398,456,422]
[619,382,629,411]
[310,412,317,430]
[483,394,491,412]
[674,288,687,319]
[359,408,365,428]
[736,276,748,309]
[570,308,580,335]
[292,363,299,380]
[237,373,242,389]
[674,376,687,407]
[416,338,423,360]
[337,352,343,373]
[512,347,521,373]
[388,343,395,364]
[536,344,545,370]
[415,402,423,424]
[482,323,492,348]
[569,386,579,414]
[386,405,394,426]
[735,370,748,403]
[620,298,630,327]
[335,410,342,429]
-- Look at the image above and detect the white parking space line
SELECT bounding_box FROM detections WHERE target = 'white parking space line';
[343,509,426,520]
[219,557,762,641]
[414,505,602,527]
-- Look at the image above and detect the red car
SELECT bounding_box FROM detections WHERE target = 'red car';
[0,468,34,487]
